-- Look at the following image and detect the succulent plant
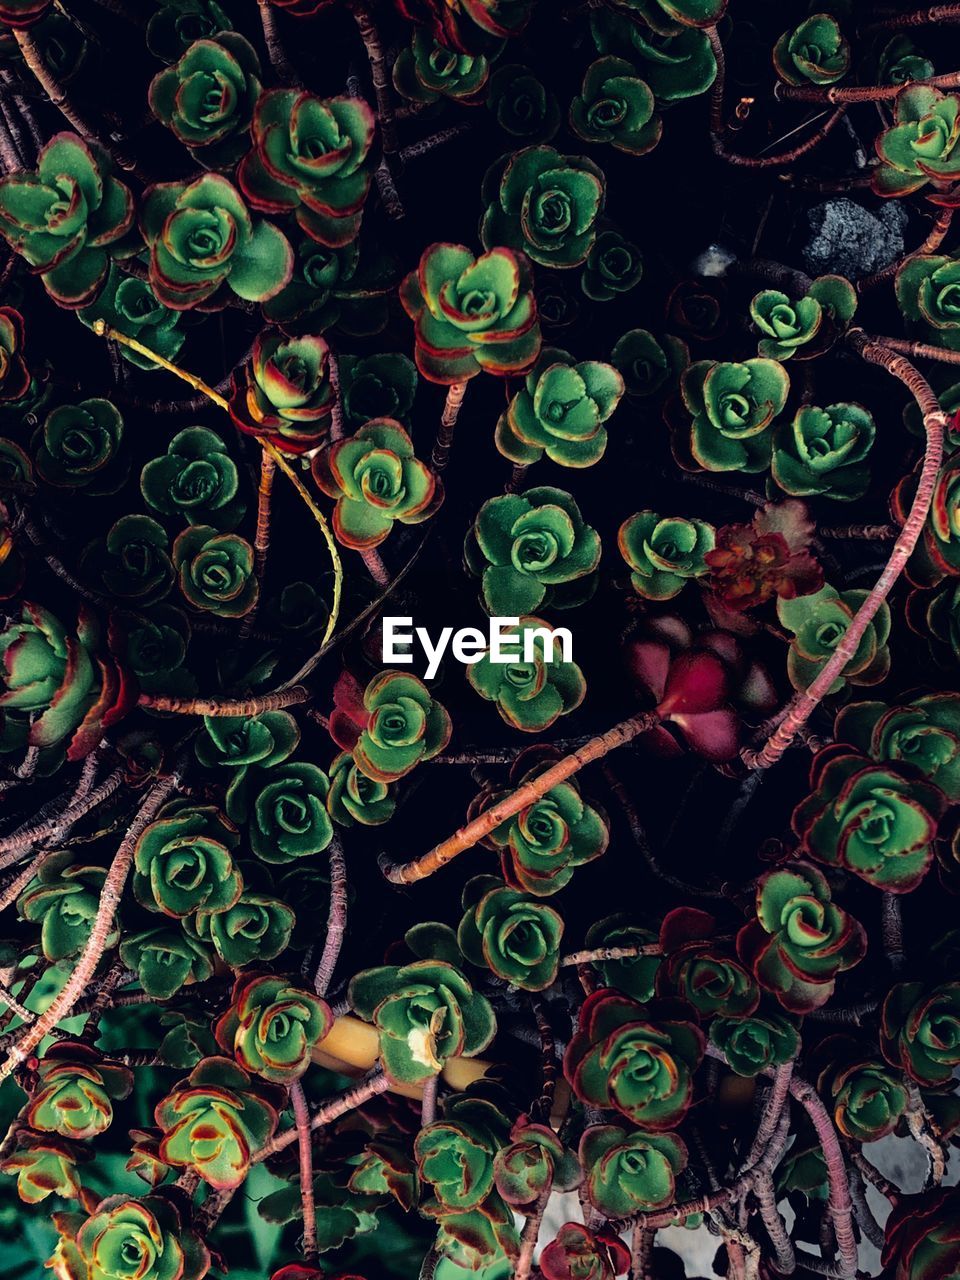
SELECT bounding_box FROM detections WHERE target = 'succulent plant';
[678,357,789,473]
[78,267,185,370]
[414,1093,510,1210]
[711,1011,799,1076]
[874,87,960,197]
[777,584,891,693]
[457,874,564,989]
[580,1125,687,1216]
[326,749,396,826]
[186,892,294,968]
[882,1189,960,1280]
[590,12,716,101]
[141,426,243,529]
[28,1043,131,1141]
[750,274,856,361]
[393,29,491,103]
[330,669,451,783]
[896,253,960,350]
[881,982,960,1086]
[773,14,850,86]
[570,57,661,156]
[834,694,960,800]
[656,906,759,1018]
[226,759,334,862]
[119,926,214,999]
[540,1221,631,1280]
[132,799,243,917]
[612,327,688,398]
[214,973,333,1082]
[48,1194,210,1280]
[34,397,127,494]
[493,1118,580,1207]
[467,615,586,732]
[487,63,560,140]
[772,402,876,501]
[618,510,715,601]
[172,524,258,617]
[229,329,334,454]
[18,851,118,962]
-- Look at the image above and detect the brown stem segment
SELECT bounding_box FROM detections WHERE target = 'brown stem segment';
[743,335,946,771]
[380,711,660,884]
[560,944,662,967]
[865,4,960,29]
[514,1181,551,1280]
[313,834,347,999]
[862,335,960,366]
[777,70,960,102]
[252,451,276,588]
[530,995,557,1124]
[359,545,390,586]
[629,1225,656,1280]
[432,381,468,473]
[349,0,403,219]
[138,686,309,715]
[290,1081,317,1259]
[258,0,297,84]
[1,772,179,1077]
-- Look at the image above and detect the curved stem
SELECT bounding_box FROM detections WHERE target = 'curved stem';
[432,381,468,473]
[629,1225,655,1280]
[777,70,960,102]
[138,686,309,715]
[290,1081,317,1260]
[744,335,946,770]
[530,995,557,1124]
[514,1181,551,1280]
[0,766,123,866]
[255,1071,390,1161]
[313,833,347,999]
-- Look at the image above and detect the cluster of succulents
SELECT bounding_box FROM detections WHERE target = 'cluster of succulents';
[2,2,960,1279]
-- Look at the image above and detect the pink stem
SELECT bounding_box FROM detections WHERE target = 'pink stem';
[255,1072,390,1161]
[0,767,123,865]
[788,1075,857,1277]
[359,545,390,585]
[313,834,347,998]
[290,1081,317,1259]
[420,1074,438,1128]
[513,1181,551,1280]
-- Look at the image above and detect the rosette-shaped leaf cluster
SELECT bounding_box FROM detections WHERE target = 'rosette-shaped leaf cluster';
[393,29,491,104]
[18,851,117,963]
[238,91,377,247]
[467,615,587,732]
[215,973,333,1083]
[0,133,134,307]
[474,751,608,895]
[540,1222,631,1280]
[585,916,660,1000]
[792,747,946,892]
[146,1,230,61]
[896,253,960,351]
[880,35,934,86]
[187,891,293,967]
[0,602,133,760]
[581,229,643,302]
[196,709,298,769]
[677,357,789,472]
[612,327,688,399]
[881,982,960,1085]
[570,57,661,155]
[487,63,560,141]
[835,694,960,801]
[457,874,564,990]
[400,242,541,383]
[564,989,704,1129]
[148,33,260,168]
[773,14,850,86]
[705,500,822,615]
[172,524,258,617]
[495,347,624,468]
[773,402,876,501]
[349,959,495,1086]
[590,12,716,102]
[312,419,439,549]
[750,274,856,361]
[142,174,292,308]
[329,669,451,782]
[777,584,891,693]
[874,87,960,197]
[814,1036,908,1141]
[580,1124,687,1216]
[0,1132,83,1204]
[393,0,534,54]
[226,760,333,862]
[482,146,605,269]
[655,906,758,1018]
[710,1010,799,1076]
[81,515,174,605]
[736,863,866,1013]
[414,1093,509,1211]
[896,448,960,587]
[882,1189,960,1280]
[155,1056,278,1188]
[493,1118,581,1207]
[229,329,334,455]
[141,427,243,529]
[133,800,242,917]
[34,398,127,495]
[619,509,715,601]
[119,927,213,1000]
[327,750,396,827]
[465,488,600,614]
[79,267,184,370]
[47,1194,209,1280]
[28,1043,132,1141]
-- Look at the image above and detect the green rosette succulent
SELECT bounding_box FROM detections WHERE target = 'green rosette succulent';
[141,427,243,530]
[238,90,377,247]
[338,352,417,430]
[487,64,560,141]
[896,253,960,350]
[773,14,850,86]
[119,927,214,1000]
[141,173,292,309]
[400,241,542,383]
[819,1053,909,1142]
[148,32,261,168]
[750,274,857,360]
[327,750,396,827]
[155,1056,278,1189]
[0,1134,83,1205]
[147,0,230,61]
[896,448,960,587]
[793,749,946,893]
[584,917,660,1000]
[426,1192,520,1272]
[349,959,496,1086]
[493,1118,581,1207]
[609,0,727,36]
[736,863,866,1014]
[772,402,875,501]
[28,1043,132,1142]
[467,615,586,732]
[495,348,624,467]
[564,990,704,1130]
[710,1011,800,1076]
[78,267,185,371]
[570,57,661,156]
[0,132,134,308]
[679,358,789,472]
[581,231,643,303]
[394,29,491,104]
[874,86,960,197]
[480,763,608,896]
[133,800,243,918]
[777,584,891,693]
[186,892,294,968]
[613,327,688,399]
[18,851,118,963]
[346,670,452,784]
[82,515,174,606]
[481,145,606,269]
[580,1125,687,1216]
[590,12,716,102]
[48,1194,209,1280]
[457,875,563,990]
[656,907,759,1018]
[311,419,439,550]
[225,760,333,862]
[214,973,333,1083]
[348,1139,419,1211]
[172,524,257,617]
[196,710,299,770]
[835,694,960,800]
[229,329,333,455]
[618,510,715,601]
[879,35,934,86]
[881,982,960,1086]
[34,397,127,495]
[414,1095,510,1211]
[465,488,600,614]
